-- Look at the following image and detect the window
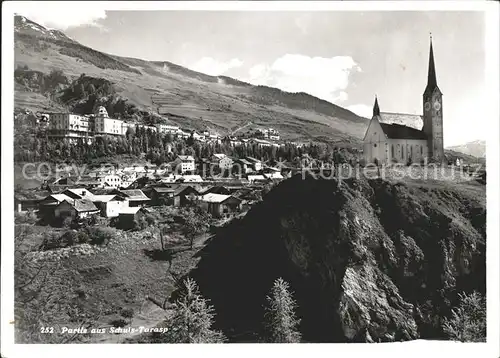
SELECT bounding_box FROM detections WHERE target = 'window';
[410,145,413,158]
[374,143,377,148]
[421,146,423,155]
[391,145,394,158]
[401,146,404,159]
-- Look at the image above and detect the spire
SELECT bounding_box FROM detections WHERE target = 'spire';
[373,95,380,117]
[424,33,440,96]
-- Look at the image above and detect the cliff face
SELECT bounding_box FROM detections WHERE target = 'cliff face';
[190,176,486,342]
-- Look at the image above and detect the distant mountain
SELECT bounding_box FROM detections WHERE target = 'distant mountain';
[14,14,77,44]
[446,140,486,158]
[13,15,368,145]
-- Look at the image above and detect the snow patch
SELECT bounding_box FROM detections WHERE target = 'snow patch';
[29,24,46,33]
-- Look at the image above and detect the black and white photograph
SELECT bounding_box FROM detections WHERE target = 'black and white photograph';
[1,1,499,357]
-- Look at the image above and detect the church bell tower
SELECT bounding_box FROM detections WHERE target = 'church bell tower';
[422,35,444,163]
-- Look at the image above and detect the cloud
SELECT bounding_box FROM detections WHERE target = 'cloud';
[16,6,107,30]
[190,57,244,76]
[246,54,361,104]
[347,104,373,118]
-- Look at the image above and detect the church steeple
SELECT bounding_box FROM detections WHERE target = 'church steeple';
[424,34,441,97]
[373,96,380,117]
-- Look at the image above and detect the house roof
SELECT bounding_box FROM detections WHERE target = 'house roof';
[379,123,428,140]
[264,172,284,180]
[174,185,198,196]
[15,190,51,201]
[213,153,227,160]
[43,193,74,204]
[246,157,262,163]
[63,188,96,200]
[152,187,176,193]
[379,112,423,130]
[75,177,101,185]
[92,194,120,202]
[119,207,143,215]
[199,193,239,204]
[118,189,150,201]
[178,155,195,161]
[72,199,99,212]
[247,175,266,180]
[236,159,252,165]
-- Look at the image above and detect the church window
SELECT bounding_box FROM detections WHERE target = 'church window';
[374,143,377,148]
[391,145,394,157]
[421,146,423,155]
[401,146,404,159]
[410,146,413,158]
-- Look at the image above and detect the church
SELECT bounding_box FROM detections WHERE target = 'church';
[363,36,444,165]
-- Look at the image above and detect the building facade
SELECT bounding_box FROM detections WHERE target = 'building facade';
[47,113,92,143]
[93,106,124,136]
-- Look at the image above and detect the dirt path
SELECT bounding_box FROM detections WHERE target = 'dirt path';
[93,300,169,343]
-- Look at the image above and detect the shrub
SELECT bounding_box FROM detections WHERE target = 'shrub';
[14,210,39,225]
[120,308,134,320]
[110,318,128,328]
[84,227,116,246]
[442,291,486,342]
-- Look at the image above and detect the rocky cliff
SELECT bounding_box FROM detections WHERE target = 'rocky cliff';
[189,175,486,342]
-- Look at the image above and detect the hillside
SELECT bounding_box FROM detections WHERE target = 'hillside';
[187,176,486,342]
[446,140,486,159]
[13,15,368,145]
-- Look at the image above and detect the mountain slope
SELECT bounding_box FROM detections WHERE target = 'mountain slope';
[13,15,368,145]
[446,140,486,159]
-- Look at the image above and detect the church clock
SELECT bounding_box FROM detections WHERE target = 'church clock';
[433,100,441,111]
[424,102,431,111]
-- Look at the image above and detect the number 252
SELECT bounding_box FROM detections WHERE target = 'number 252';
[40,327,54,333]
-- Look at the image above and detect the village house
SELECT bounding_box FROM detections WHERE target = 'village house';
[234,158,254,174]
[196,193,242,218]
[47,112,93,144]
[202,185,232,196]
[246,157,263,172]
[147,187,178,206]
[54,199,100,220]
[212,153,233,170]
[116,207,149,230]
[145,185,199,207]
[74,176,101,189]
[174,155,196,174]
[14,190,50,213]
[113,189,150,207]
[92,194,129,217]
[247,174,268,184]
[61,188,96,201]
[156,123,180,135]
[175,185,200,206]
[42,176,77,192]
[39,193,75,217]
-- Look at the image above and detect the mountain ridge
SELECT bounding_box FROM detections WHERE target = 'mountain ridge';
[446,140,486,159]
[13,14,368,145]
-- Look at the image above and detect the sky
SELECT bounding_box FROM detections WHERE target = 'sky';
[16,6,487,146]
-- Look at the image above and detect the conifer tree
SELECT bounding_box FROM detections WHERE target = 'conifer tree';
[263,278,302,343]
[165,278,226,343]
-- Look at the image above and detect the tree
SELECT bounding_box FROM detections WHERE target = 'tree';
[442,291,486,342]
[182,208,210,249]
[164,278,226,343]
[263,278,301,343]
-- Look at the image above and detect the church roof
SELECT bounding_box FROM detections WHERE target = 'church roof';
[379,112,423,130]
[380,123,428,140]
[424,36,442,97]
